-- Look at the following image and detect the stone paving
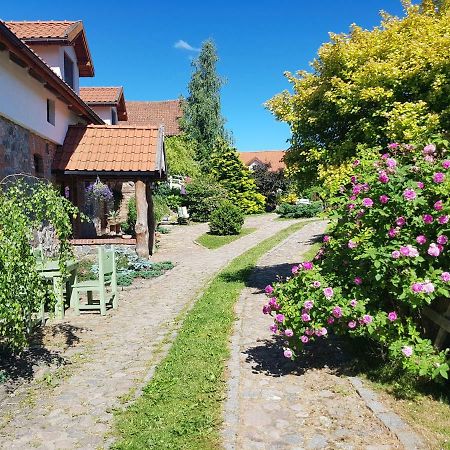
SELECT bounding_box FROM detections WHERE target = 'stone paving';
[0,214,302,450]
[223,220,413,450]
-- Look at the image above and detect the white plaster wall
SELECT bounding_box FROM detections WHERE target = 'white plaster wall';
[0,49,84,144]
[28,44,80,93]
[90,105,116,125]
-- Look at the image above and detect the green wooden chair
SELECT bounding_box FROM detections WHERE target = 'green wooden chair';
[71,246,118,316]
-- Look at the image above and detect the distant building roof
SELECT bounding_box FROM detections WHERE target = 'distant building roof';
[5,20,94,77]
[122,100,182,136]
[53,125,165,176]
[239,150,286,171]
[79,87,127,120]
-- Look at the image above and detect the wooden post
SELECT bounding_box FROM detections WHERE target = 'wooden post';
[135,180,149,258]
[147,184,156,255]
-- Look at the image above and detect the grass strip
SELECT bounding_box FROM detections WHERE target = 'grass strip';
[195,227,256,249]
[113,220,312,450]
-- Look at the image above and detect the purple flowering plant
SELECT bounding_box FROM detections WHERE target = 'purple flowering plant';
[264,143,449,381]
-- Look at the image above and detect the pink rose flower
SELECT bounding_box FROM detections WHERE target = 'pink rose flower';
[305,328,314,336]
[400,246,410,257]
[354,277,362,285]
[388,143,399,150]
[428,243,441,257]
[411,283,424,293]
[323,287,334,298]
[291,265,299,274]
[362,314,373,324]
[353,159,360,166]
[441,272,450,282]
[348,240,357,249]
[407,245,419,257]
[348,321,357,329]
[348,203,355,210]
[438,215,449,224]
[301,335,309,344]
[443,160,450,169]
[423,282,435,293]
[417,181,424,189]
[362,198,373,208]
[388,228,398,239]
[319,327,328,336]
[350,299,358,307]
[423,214,434,224]
[386,157,397,168]
[402,346,413,357]
[396,216,406,227]
[301,313,311,322]
[284,329,294,337]
[262,305,271,315]
[434,200,443,211]
[265,285,274,294]
[392,250,401,259]
[284,349,293,358]
[323,235,330,243]
[423,144,436,155]
[403,188,417,201]
[378,171,390,183]
[433,172,445,183]
[332,306,342,318]
[388,311,398,321]
[437,235,448,245]
[327,316,335,324]
[379,195,389,204]
[416,235,427,245]
[304,300,314,310]
[313,281,321,288]
[275,314,285,323]
[269,324,278,333]
[302,261,313,270]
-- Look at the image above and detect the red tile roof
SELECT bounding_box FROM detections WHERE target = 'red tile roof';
[239,151,286,171]
[122,100,182,136]
[80,87,127,120]
[79,87,122,104]
[53,125,165,174]
[5,20,94,77]
[5,21,80,40]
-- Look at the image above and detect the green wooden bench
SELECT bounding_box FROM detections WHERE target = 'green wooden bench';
[71,246,118,316]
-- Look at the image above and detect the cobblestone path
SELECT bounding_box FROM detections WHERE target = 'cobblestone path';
[0,215,303,450]
[223,220,413,450]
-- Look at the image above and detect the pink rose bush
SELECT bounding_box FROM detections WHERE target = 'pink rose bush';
[263,143,449,381]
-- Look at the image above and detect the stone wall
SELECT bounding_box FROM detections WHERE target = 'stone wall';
[0,114,57,181]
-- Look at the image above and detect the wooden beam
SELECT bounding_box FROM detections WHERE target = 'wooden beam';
[28,68,45,84]
[147,184,156,255]
[0,42,7,51]
[9,51,28,68]
[135,180,149,258]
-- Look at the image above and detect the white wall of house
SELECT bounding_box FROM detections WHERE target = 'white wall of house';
[90,105,117,125]
[28,44,80,93]
[0,49,85,144]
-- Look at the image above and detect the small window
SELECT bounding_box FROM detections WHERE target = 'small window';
[111,109,117,125]
[47,99,55,125]
[64,52,74,89]
[33,154,44,176]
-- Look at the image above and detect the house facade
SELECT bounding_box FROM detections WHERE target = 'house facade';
[0,20,168,256]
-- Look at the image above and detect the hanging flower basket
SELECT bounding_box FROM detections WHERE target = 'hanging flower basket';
[85,177,113,203]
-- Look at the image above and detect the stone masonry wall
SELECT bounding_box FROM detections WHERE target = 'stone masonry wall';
[0,114,57,182]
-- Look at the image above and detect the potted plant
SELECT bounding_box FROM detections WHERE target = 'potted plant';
[107,210,121,235]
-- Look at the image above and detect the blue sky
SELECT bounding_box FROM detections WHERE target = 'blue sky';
[2,1,407,151]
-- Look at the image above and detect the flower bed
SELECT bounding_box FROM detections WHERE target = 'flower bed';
[263,142,449,382]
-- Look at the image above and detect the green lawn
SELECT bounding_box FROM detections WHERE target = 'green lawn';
[196,227,256,249]
[113,220,311,450]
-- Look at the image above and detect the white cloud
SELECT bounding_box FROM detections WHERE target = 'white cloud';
[174,40,200,52]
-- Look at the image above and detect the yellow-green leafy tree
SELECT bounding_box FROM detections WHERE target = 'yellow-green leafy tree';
[267,0,450,195]
[210,140,265,214]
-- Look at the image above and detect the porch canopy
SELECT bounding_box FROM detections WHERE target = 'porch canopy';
[53,124,166,258]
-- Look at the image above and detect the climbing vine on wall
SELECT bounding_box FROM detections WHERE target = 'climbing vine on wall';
[0,176,79,350]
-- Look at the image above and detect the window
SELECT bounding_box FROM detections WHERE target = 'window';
[33,154,44,176]
[111,109,117,125]
[64,52,74,89]
[47,99,55,125]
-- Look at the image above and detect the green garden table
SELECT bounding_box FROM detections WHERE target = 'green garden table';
[36,259,78,320]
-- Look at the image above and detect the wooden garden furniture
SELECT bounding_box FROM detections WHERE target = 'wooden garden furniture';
[71,246,118,315]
